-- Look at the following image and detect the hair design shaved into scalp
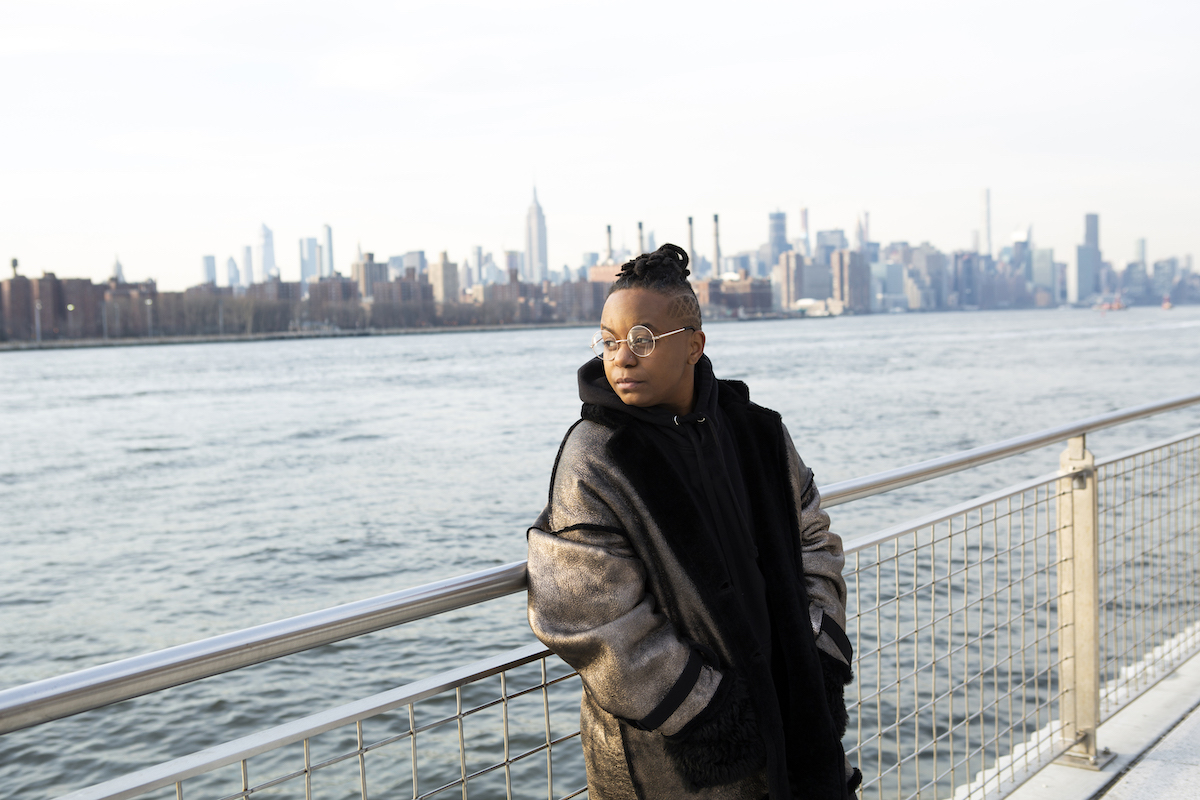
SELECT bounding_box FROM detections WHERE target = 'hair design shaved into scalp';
[609,243,702,329]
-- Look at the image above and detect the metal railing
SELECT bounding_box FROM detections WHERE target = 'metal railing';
[3,391,1199,800]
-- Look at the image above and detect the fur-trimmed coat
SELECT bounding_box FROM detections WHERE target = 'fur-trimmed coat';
[527,358,859,800]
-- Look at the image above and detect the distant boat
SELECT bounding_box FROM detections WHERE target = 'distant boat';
[1093,297,1125,311]
[1163,296,1173,310]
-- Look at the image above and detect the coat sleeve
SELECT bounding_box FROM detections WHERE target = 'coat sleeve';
[782,424,851,667]
[526,425,722,736]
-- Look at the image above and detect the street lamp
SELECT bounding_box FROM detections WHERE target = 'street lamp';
[34,300,42,343]
[144,298,153,338]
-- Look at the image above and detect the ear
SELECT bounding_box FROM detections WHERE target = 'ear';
[686,329,706,365]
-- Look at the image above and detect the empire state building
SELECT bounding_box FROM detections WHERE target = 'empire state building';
[525,188,548,283]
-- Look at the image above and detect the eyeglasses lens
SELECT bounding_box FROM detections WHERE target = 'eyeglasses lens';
[591,326,658,360]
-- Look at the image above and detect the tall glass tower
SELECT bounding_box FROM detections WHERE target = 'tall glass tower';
[261,224,277,280]
[525,189,548,283]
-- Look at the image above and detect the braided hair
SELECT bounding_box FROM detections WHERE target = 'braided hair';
[610,243,702,329]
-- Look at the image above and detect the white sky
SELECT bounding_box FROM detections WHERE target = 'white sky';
[1,0,1197,291]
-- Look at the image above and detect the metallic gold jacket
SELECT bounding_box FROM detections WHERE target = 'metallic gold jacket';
[527,373,852,800]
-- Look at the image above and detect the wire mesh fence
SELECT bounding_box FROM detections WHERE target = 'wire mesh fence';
[50,429,1200,800]
[1096,431,1200,719]
[845,477,1064,800]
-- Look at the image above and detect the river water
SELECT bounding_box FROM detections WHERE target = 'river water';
[2,306,1199,798]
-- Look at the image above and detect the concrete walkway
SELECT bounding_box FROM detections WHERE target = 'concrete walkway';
[1103,704,1200,799]
[1008,649,1200,800]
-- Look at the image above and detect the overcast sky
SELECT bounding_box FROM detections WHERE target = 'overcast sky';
[2,0,1197,291]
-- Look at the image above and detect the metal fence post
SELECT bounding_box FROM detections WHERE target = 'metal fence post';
[1055,434,1113,768]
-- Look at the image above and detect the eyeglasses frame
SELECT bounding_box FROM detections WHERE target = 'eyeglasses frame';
[590,325,697,360]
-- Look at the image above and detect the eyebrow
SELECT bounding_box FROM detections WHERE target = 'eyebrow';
[600,322,658,335]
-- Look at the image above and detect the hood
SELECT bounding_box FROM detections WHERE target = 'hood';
[577,354,719,427]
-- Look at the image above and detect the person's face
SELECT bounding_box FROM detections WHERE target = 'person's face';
[600,288,706,416]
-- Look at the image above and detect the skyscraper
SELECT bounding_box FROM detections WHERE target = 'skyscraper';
[798,208,811,258]
[526,189,548,283]
[260,225,277,280]
[1085,213,1099,250]
[831,249,870,313]
[226,257,240,288]
[243,246,253,285]
[430,252,460,303]
[299,238,319,294]
[323,225,334,278]
[202,255,216,285]
[767,211,789,269]
[1070,213,1102,304]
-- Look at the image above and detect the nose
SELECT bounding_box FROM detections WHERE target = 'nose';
[611,339,638,367]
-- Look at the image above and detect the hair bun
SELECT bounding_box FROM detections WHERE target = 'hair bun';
[617,243,690,281]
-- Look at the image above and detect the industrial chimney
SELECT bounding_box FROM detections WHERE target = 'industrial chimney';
[713,214,721,275]
[687,217,695,271]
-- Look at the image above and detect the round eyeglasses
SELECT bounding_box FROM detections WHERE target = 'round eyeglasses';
[591,325,696,360]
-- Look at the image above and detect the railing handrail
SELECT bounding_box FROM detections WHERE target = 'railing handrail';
[0,562,528,736]
[819,390,1200,506]
[2,390,1197,737]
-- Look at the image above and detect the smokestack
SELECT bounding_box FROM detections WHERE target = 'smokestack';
[638,222,645,255]
[605,225,613,263]
[713,214,721,275]
[687,217,695,271]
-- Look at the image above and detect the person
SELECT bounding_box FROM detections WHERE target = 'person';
[526,243,860,799]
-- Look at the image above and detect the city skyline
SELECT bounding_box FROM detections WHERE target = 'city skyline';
[2,2,1197,291]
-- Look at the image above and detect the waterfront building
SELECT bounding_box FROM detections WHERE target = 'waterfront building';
[953,251,982,308]
[694,275,773,316]
[351,253,389,299]
[1,263,34,340]
[260,225,277,280]
[429,252,460,304]
[245,278,303,303]
[771,251,805,311]
[831,249,870,313]
[202,256,217,285]
[323,225,334,278]
[526,189,548,283]
[308,274,359,304]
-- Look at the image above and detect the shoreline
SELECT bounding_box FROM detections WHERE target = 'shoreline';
[0,312,822,352]
[0,320,600,352]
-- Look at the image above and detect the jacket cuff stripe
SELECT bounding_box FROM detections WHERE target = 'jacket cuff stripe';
[820,611,854,663]
[635,647,703,731]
